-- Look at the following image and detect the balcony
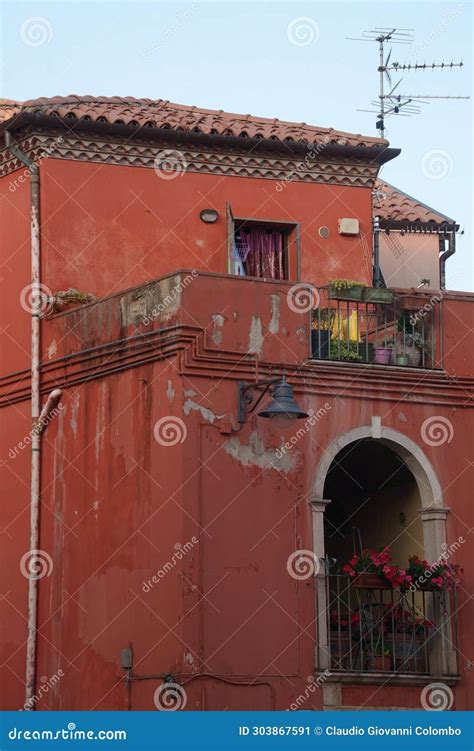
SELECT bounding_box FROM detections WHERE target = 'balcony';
[326,573,458,681]
[310,285,443,369]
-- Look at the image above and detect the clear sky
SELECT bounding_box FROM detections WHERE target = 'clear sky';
[2,0,472,290]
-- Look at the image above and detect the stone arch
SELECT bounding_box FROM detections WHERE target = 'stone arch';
[312,423,443,510]
[310,423,455,676]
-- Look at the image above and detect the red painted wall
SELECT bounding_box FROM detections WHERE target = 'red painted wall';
[38,159,373,299]
[1,273,472,711]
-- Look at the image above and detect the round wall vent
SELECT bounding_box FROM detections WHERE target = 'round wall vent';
[319,226,330,239]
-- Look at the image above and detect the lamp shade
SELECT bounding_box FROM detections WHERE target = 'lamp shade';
[258,377,308,420]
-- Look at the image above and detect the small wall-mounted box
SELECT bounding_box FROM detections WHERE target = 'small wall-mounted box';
[338,218,360,236]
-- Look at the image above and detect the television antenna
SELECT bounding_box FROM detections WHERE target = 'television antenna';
[347,28,469,137]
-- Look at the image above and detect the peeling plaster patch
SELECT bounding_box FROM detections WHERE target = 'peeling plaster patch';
[196,240,204,248]
[233,312,239,321]
[47,339,57,359]
[399,412,408,423]
[211,314,225,345]
[70,392,80,438]
[248,316,263,356]
[92,500,99,511]
[224,431,298,474]
[184,389,197,397]
[183,399,224,424]
[167,380,175,403]
[296,326,307,343]
[269,295,280,334]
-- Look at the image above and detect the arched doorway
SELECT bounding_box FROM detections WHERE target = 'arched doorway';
[310,426,457,678]
[323,439,424,568]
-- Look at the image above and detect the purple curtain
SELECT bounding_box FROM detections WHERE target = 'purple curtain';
[241,228,284,280]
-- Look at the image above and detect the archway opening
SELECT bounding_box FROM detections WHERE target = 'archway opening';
[323,438,424,568]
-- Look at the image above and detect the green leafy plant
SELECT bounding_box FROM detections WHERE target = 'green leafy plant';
[405,555,462,592]
[329,340,362,361]
[311,307,336,331]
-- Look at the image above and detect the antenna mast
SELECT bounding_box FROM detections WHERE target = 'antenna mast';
[347,27,469,137]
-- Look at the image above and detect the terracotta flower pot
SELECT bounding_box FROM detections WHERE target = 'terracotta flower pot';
[366,654,392,671]
[352,573,390,590]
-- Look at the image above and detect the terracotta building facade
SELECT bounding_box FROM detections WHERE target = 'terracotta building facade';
[1,97,472,712]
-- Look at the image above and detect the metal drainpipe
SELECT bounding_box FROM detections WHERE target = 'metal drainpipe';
[373,215,381,287]
[5,131,45,709]
[439,231,456,290]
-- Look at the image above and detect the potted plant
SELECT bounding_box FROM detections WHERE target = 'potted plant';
[395,353,409,366]
[392,313,429,367]
[329,340,363,362]
[311,308,335,359]
[342,548,393,589]
[405,555,461,592]
[373,344,393,365]
[362,287,394,305]
[329,279,366,302]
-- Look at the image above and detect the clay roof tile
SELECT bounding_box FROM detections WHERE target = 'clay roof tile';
[0,94,389,149]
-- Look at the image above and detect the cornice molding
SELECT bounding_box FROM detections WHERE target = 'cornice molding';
[1,323,473,408]
[0,127,379,187]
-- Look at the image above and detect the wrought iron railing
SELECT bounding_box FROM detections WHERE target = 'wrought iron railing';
[310,286,443,369]
[326,573,457,675]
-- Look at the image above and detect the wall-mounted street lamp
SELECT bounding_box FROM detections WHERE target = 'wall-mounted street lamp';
[237,375,308,424]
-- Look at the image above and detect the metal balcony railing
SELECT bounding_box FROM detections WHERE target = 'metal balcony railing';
[310,286,443,369]
[327,573,458,676]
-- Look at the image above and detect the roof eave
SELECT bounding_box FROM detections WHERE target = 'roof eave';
[378,218,459,233]
[2,112,400,165]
